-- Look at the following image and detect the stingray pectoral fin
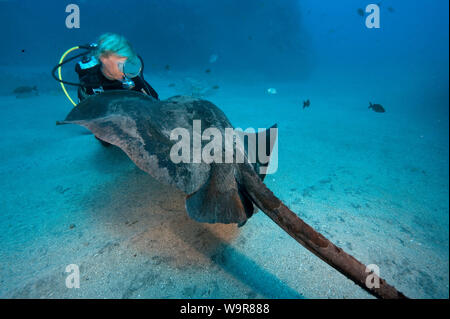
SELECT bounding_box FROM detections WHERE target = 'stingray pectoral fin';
[61,114,207,194]
[186,164,253,224]
[58,91,210,194]
[239,163,408,299]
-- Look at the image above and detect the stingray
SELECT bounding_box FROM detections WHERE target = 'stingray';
[57,90,407,299]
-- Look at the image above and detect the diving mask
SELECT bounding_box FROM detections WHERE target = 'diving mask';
[117,55,142,78]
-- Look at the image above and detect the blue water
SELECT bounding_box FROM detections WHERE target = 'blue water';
[0,0,448,298]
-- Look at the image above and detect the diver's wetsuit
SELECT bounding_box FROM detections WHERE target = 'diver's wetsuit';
[75,56,159,102]
[75,56,159,146]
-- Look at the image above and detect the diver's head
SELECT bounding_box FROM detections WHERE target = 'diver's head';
[94,33,142,81]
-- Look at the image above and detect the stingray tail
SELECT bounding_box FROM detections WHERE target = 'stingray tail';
[239,163,408,299]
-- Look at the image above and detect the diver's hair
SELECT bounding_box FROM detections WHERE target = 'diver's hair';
[94,33,137,59]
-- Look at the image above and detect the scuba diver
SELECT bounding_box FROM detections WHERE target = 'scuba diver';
[75,33,159,102]
[52,33,159,146]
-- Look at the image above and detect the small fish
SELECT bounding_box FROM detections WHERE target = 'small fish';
[303,99,310,109]
[267,88,277,95]
[13,86,38,98]
[369,102,385,113]
[205,69,211,74]
[357,8,365,17]
[209,54,218,63]
[164,64,170,71]
[212,85,220,90]
[13,85,37,94]
[168,83,176,87]
[387,6,395,13]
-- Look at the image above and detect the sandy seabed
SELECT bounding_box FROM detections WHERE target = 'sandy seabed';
[0,69,448,299]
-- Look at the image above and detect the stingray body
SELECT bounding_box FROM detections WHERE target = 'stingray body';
[58,90,406,299]
[59,91,274,225]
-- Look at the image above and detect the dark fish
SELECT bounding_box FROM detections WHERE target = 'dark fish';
[369,102,385,113]
[303,99,310,109]
[357,8,365,17]
[164,64,170,71]
[57,90,406,299]
[13,85,37,94]
[212,85,220,89]
[388,6,395,13]
[168,83,176,87]
[13,85,39,98]
[205,69,211,74]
